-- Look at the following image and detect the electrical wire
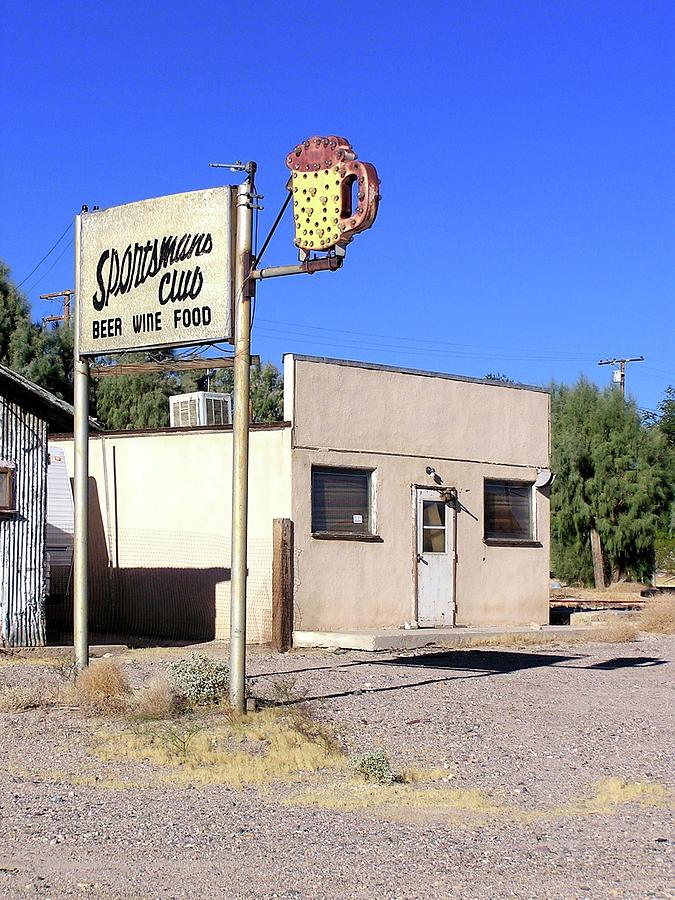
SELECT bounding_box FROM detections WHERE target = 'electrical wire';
[255,316,602,362]
[24,237,74,296]
[254,322,602,365]
[18,221,73,287]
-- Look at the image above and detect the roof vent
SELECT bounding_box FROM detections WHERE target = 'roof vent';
[169,392,232,428]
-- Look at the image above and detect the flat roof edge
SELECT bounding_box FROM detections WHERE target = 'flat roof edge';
[50,420,292,440]
[283,354,549,394]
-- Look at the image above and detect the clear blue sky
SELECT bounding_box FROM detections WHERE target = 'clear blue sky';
[1,0,673,413]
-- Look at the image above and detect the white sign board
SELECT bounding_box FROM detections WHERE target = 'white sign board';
[77,187,234,356]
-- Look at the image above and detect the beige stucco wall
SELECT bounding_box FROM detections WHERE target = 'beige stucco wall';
[286,356,550,631]
[60,425,291,642]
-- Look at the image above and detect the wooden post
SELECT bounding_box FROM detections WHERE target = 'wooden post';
[590,528,606,591]
[272,518,294,651]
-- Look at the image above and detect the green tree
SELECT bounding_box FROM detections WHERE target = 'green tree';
[657,385,675,449]
[194,361,283,423]
[551,378,672,584]
[0,261,74,401]
[94,353,180,429]
[0,261,34,369]
[250,362,284,422]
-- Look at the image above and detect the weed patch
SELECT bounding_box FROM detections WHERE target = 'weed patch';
[93,707,344,786]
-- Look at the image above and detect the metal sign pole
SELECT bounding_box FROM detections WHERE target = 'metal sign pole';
[229,166,255,712]
[73,214,90,669]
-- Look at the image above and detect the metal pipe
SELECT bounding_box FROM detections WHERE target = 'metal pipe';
[72,215,90,669]
[252,256,343,280]
[229,171,255,712]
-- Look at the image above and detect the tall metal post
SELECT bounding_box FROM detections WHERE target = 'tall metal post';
[229,167,255,712]
[73,215,90,669]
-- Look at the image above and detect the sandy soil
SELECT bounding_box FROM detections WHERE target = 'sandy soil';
[0,633,673,899]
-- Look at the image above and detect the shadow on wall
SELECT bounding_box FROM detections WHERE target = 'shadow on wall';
[47,476,230,644]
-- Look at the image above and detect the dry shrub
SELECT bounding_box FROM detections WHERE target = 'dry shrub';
[591,621,638,643]
[637,596,675,635]
[72,658,131,716]
[131,677,187,720]
[0,684,58,712]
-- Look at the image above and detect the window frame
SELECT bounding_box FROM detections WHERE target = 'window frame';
[310,465,381,541]
[483,478,539,546]
[0,462,16,515]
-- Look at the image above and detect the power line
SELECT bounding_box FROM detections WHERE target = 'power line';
[17,221,73,287]
[24,237,74,296]
[256,316,600,362]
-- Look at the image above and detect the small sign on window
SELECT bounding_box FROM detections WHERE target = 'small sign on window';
[352,514,363,524]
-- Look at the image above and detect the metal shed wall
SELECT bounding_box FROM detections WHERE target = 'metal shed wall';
[0,394,48,646]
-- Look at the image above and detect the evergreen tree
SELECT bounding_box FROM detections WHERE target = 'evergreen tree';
[551,378,672,584]
[657,385,675,449]
[193,361,283,423]
[94,353,180,429]
[250,362,284,422]
[0,261,34,369]
[0,261,74,400]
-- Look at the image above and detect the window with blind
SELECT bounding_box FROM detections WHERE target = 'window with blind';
[311,467,373,535]
[0,465,15,513]
[484,479,534,541]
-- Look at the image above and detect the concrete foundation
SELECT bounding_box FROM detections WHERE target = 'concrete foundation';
[293,625,593,652]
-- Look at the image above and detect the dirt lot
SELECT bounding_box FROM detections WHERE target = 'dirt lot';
[0,632,673,900]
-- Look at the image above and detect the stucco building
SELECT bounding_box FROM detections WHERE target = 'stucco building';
[54,355,551,645]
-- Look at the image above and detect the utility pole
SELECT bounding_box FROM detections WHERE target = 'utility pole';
[229,163,256,713]
[598,356,644,399]
[72,217,90,670]
[40,289,73,326]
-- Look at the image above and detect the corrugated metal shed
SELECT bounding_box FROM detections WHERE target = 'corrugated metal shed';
[0,365,75,646]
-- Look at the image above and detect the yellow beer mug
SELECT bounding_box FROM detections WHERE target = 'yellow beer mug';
[286,136,380,253]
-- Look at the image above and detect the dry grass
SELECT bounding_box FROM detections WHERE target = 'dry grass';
[457,633,566,649]
[70,658,131,716]
[284,781,500,814]
[637,596,675,635]
[130,676,187,720]
[590,621,639,643]
[442,621,643,650]
[286,775,671,820]
[562,778,670,814]
[0,684,59,712]
[94,707,345,786]
[399,766,452,784]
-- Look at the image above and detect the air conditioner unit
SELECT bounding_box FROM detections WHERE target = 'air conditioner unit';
[169,392,233,428]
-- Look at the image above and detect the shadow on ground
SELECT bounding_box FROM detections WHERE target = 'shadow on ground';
[259,648,667,705]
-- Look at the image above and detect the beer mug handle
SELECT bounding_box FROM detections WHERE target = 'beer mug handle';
[338,160,380,241]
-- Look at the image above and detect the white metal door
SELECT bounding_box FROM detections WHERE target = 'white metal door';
[416,488,454,627]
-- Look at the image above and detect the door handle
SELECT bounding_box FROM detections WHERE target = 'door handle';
[417,553,428,565]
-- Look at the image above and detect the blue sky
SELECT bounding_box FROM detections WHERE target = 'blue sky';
[1,0,673,413]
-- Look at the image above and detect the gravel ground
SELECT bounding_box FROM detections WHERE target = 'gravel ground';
[0,634,673,899]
